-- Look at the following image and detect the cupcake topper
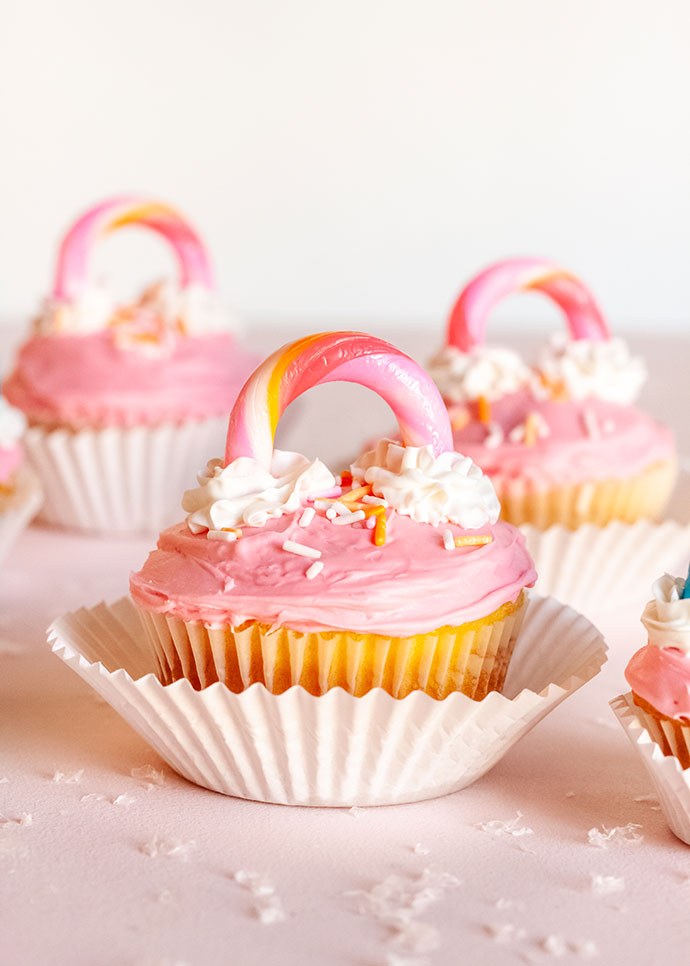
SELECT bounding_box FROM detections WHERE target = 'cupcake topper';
[447,257,610,352]
[682,562,690,600]
[225,331,453,469]
[53,196,216,301]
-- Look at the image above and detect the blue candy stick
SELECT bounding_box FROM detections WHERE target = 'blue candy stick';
[682,561,690,599]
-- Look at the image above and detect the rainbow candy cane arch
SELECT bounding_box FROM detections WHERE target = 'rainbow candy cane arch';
[225,332,453,470]
[53,196,216,301]
[447,257,610,352]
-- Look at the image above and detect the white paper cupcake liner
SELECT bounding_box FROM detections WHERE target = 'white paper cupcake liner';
[521,470,690,617]
[0,465,43,564]
[48,595,606,807]
[22,417,227,535]
[610,693,690,846]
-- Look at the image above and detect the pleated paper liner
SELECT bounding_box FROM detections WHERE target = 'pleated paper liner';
[0,465,43,564]
[611,693,690,846]
[520,466,690,619]
[48,595,606,807]
[136,594,526,700]
[22,416,227,535]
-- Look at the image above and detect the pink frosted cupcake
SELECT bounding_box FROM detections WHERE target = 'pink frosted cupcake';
[427,257,676,530]
[0,393,42,562]
[4,196,257,533]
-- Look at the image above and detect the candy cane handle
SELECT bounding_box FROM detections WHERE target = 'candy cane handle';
[226,331,453,468]
[53,195,215,300]
[447,257,610,351]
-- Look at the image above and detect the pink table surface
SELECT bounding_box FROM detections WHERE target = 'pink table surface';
[2,326,690,966]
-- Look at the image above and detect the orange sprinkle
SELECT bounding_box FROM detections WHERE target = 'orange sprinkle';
[477,395,492,424]
[374,513,387,546]
[340,471,353,487]
[341,485,372,503]
[363,503,386,518]
[454,534,493,548]
[221,527,242,537]
[523,412,539,446]
[450,407,470,431]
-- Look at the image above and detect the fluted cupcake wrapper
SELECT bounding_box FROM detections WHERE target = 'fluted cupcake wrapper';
[22,417,227,535]
[611,693,690,846]
[0,466,42,564]
[136,598,526,701]
[48,595,606,807]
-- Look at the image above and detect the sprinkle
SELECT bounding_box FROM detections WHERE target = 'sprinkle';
[442,529,455,551]
[314,500,333,510]
[207,529,237,542]
[366,516,377,529]
[306,561,324,580]
[374,513,387,546]
[341,485,372,503]
[509,423,525,443]
[332,510,366,526]
[326,508,337,520]
[361,495,388,507]
[331,501,351,516]
[582,409,600,440]
[283,540,322,560]
[339,471,353,487]
[450,406,470,431]
[362,504,386,518]
[477,395,492,424]
[309,486,342,500]
[523,412,539,446]
[484,423,504,449]
[298,507,315,528]
[454,534,493,548]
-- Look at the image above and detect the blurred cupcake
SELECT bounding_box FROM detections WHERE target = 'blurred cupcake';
[0,392,42,563]
[130,332,536,700]
[3,196,257,534]
[427,257,676,530]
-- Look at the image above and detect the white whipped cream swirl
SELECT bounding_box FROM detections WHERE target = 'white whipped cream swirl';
[183,450,336,530]
[0,395,27,448]
[34,279,233,337]
[351,439,500,528]
[641,573,690,655]
[427,344,536,403]
[536,334,647,404]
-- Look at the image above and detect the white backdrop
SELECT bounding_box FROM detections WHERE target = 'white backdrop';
[1,0,689,333]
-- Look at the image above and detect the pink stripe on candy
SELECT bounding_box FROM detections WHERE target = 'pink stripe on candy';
[447,257,610,352]
[53,195,216,301]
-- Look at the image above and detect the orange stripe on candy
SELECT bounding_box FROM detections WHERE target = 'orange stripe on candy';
[266,333,327,439]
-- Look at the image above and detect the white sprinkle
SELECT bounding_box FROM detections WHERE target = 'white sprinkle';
[442,529,455,551]
[283,539,322,560]
[305,561,324,580]
[509,423,525,443]
[331,501,350,516]
[590,874,625,896]
[484,423,505,449]
[361,495,388,507]
[366,516,377,529]
[52,769,84,784]
[207,529,237,542]
[582,409,600,439]
[314,500,332,510]
[332,510,365,526]
[587,823,643,848]
[187,521,208,535]
[326,508,337,520]
[298,507,315,528]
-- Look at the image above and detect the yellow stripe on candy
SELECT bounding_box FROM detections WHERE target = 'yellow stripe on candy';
[265,333,331,438]
[106,202,181,233]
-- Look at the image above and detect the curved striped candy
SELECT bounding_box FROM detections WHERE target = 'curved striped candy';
[447,257,610,352]
[225,332,453,469]
[53,195,215,301]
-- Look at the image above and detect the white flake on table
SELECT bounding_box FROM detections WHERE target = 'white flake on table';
[233,869,287,923]
[587,824,643,848]
[485,922,527,944]
[51,769,84,783]
[140,835,194,860]
[112,793,136,806]
[348,806,365,818]
[572,939,600,959]
[131,764,167,787]
[542,935,569,957]
[475,811,534,838]
[494,897,525,911]
[80,793,106,804]
[412,843,430,856]
[590,874,625,896]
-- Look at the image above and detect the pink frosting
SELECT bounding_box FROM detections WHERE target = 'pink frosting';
[625,645,690,720]
[4,332,258,428]
[0,443,21,484]
[449,389,674,486]
[130,512,536,636]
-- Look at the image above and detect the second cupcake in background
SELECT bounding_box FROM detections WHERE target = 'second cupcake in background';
[3,196,258,534]
[0,392,42,563]
[428,257,677,530]
[130,332,536,701]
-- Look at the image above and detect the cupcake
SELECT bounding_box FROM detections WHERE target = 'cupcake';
[0,392,42,563]
[624,570,690,767]
[3,196,257,534]
[427,257,677,530]
[130,331,537,700]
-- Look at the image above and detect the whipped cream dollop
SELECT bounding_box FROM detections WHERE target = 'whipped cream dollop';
[640,573,690,655]
[34,279,232,338]
[351,439,500,528]
[536,334,647,405]
[183,450,336,531]
[427,344,536,404]
[0,395,27,449]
